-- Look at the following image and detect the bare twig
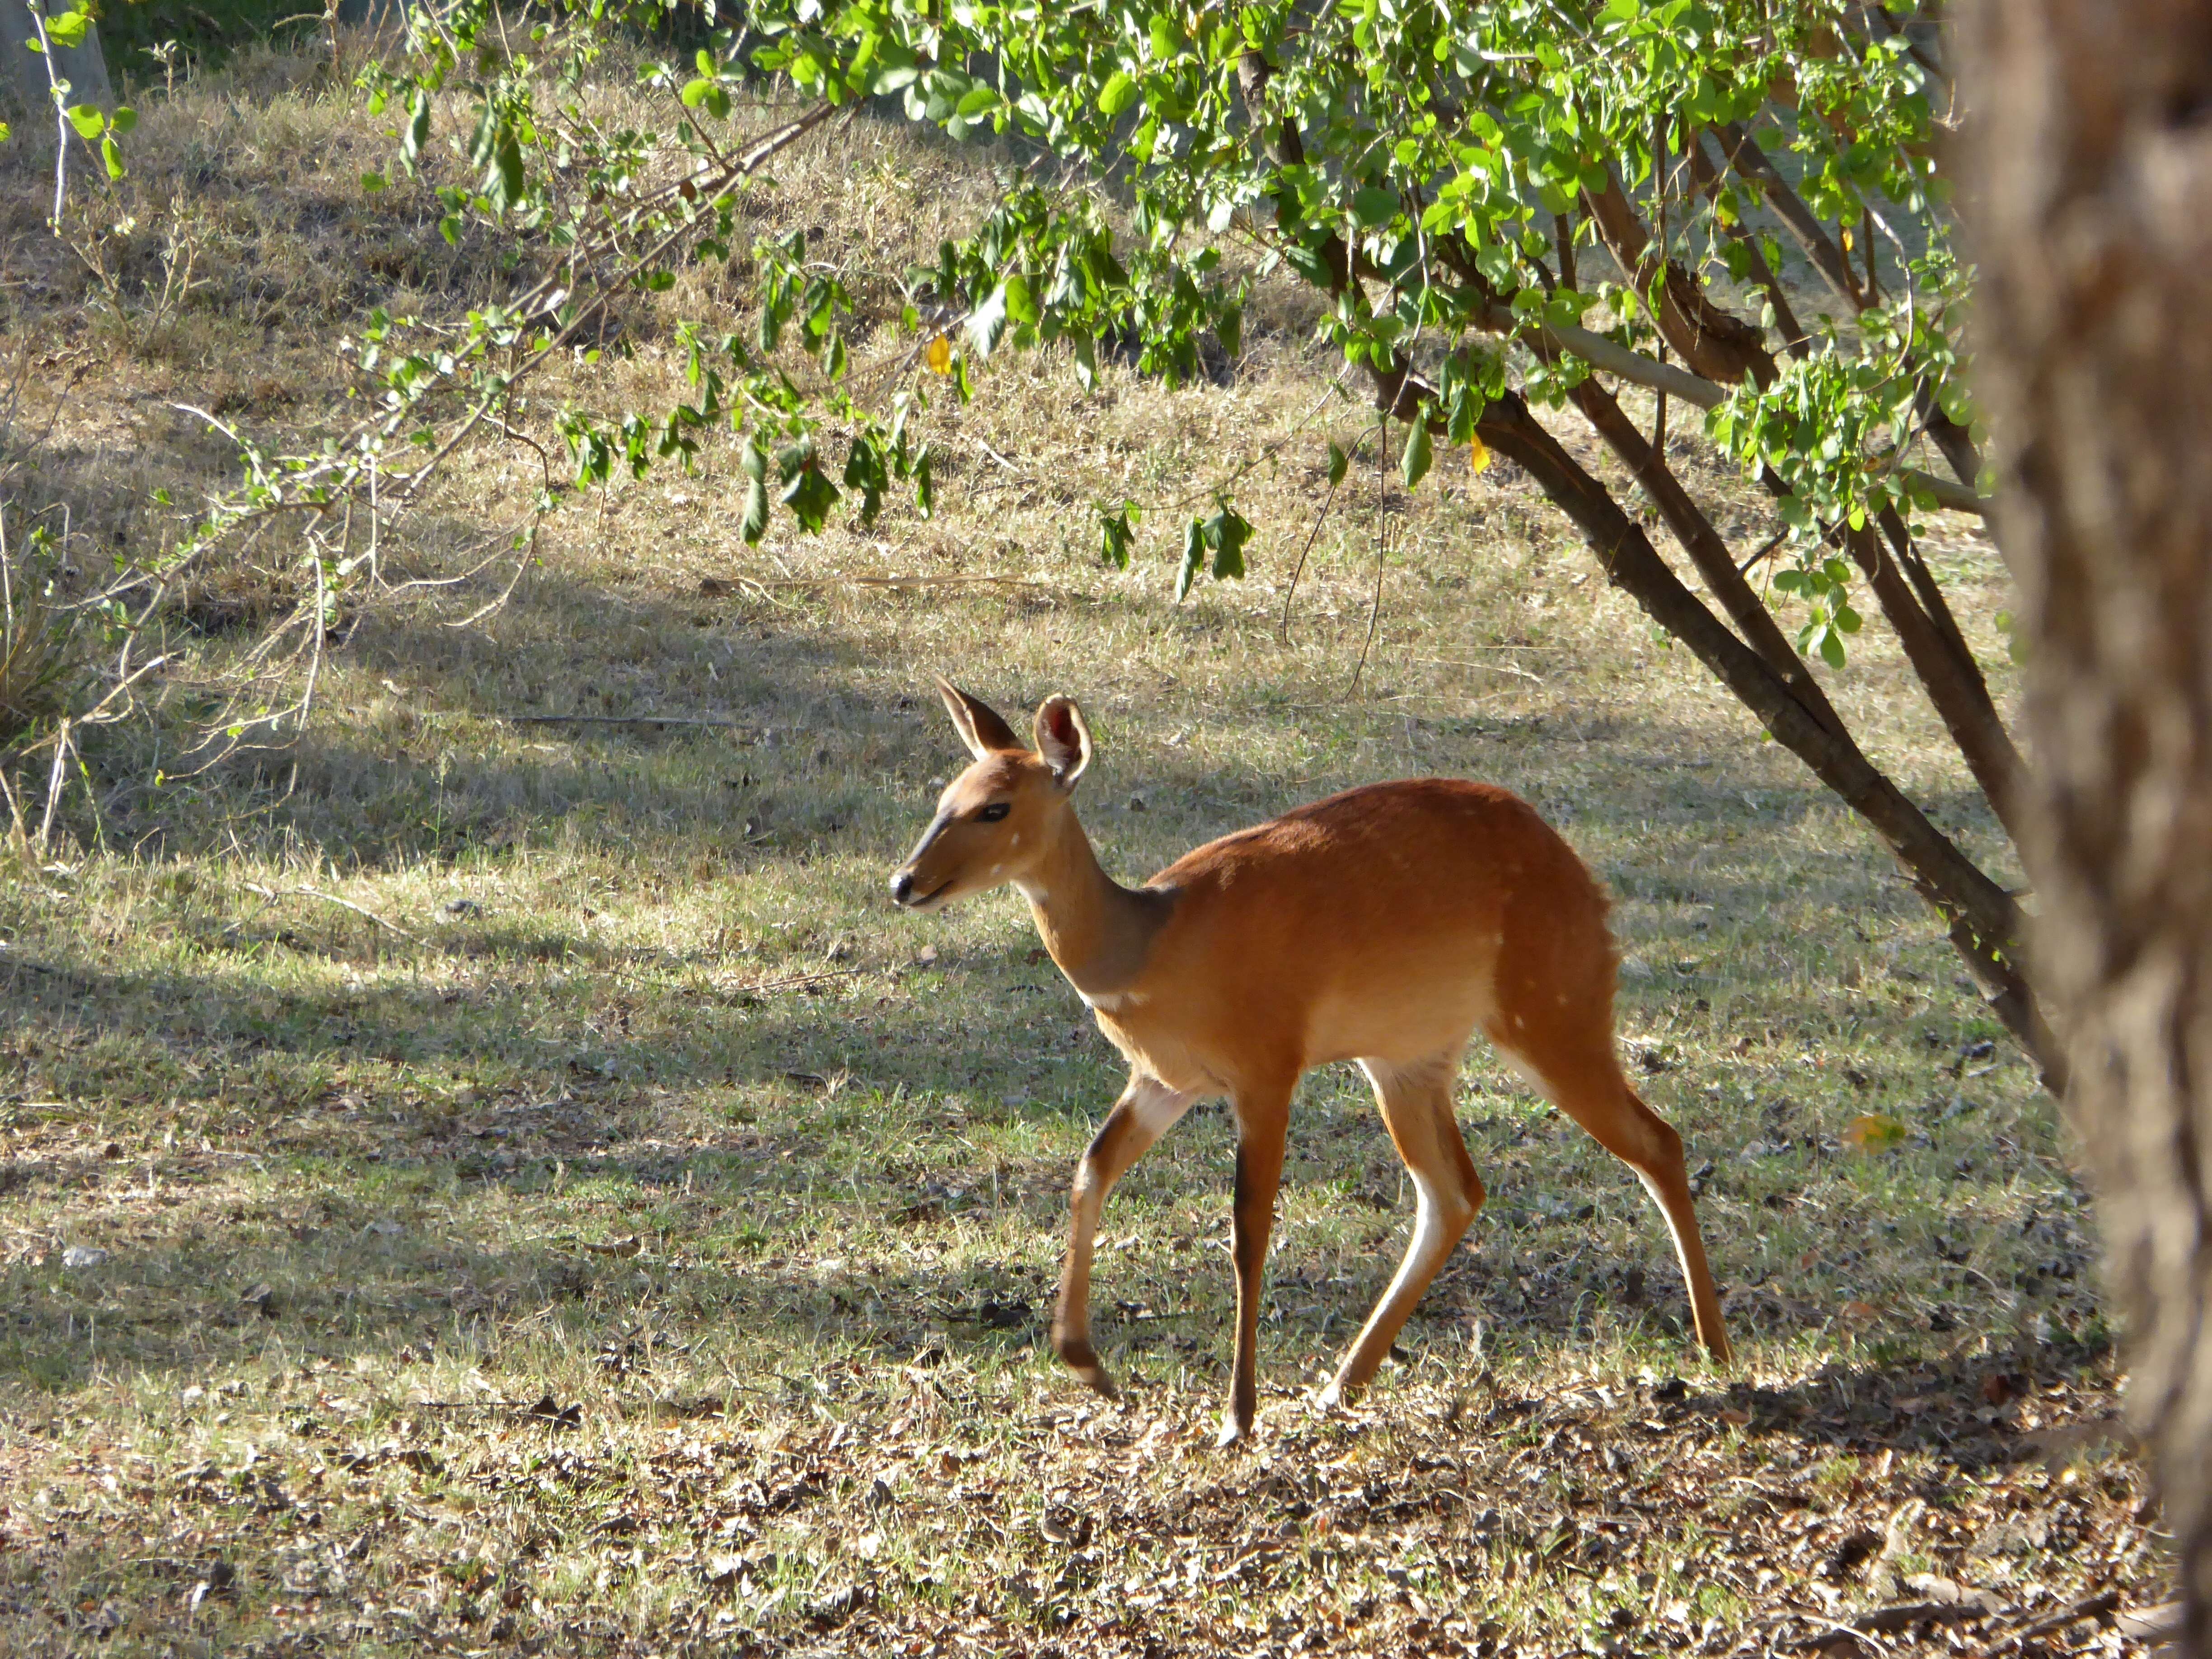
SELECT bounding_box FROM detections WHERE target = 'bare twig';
[719,965,863,999]
[1350,417,1391,695]
[737,572,1044,592]
[1971,1589,2120,1659]
[501,713,744,731]
[235,883,423,946]
[36,719,70,855]
[1277,471,1344,642]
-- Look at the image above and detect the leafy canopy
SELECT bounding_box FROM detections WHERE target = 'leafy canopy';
[75,0,1969,671]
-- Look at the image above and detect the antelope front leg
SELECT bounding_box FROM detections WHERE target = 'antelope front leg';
[1051,1075,1195,1399]
[1219,1077,1294,1447]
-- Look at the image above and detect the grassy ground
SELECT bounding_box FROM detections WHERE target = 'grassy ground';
[0,38,2168,1659]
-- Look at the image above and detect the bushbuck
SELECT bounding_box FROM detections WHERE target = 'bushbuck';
[890,681,1729,1445]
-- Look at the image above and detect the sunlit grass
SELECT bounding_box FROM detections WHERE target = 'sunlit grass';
[0,36,2163,1659]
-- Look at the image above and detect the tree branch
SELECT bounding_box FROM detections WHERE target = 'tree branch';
[1843,519,2029,841]
[1568,375,1849,739]
[1581,172,1779,387]
[1472,394,2040,1040]
[1711,122,1864,310]
[1687,131,1811,355]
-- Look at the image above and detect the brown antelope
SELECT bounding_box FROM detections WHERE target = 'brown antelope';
[890,682,1731,1446]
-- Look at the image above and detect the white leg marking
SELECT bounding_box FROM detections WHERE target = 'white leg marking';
[1129,1078,1197,1136]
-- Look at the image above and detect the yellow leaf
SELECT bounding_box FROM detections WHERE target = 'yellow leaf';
[925,334,952,375]
[1841,226,1854,251]
[1468,434,1490,473]
[1842,1111,1907,1151]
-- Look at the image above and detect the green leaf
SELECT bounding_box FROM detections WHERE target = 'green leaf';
[0,122,10,144]
[108,106,136,134]
[1208,506,1251,581]
[438,214,461,247]
[67,104,104,141]
[1400,420,1434,490]
[1176,517,1205,602]
[1351,186,1401,227]
[101,132,122,179]
[361,169,387,192]
[1097,70,1139,117]
[843,434,886,524]
[681,77,713,108]
[1326,441,1348,487]
[402,88,431,174]
[1098,502,1135,569]
[740,477,769,544]
[913,447,935,518]
[967,283,1010,358]
[44,7,89,47]
[781,459,840,532]
[490,130,525,211]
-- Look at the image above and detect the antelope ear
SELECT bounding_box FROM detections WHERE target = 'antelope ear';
[1033,695,1093,788]
[935,678,1022,759]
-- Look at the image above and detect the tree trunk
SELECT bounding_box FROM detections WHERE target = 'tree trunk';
[0,0,111,114]
[1959,1,2212,1648]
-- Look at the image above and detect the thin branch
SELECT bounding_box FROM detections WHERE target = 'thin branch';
[1350,418,1390,695]
[234,883,423,946]
[1278,470,1344,642]
[501,712,745,731]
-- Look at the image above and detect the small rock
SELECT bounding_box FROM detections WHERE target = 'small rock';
[443,898,484,918]
[366,1218,403,1238]
[1125,794,1147,812]
[1619,956,1654,980]
[61,1245,107,1270]
[240,1282,277,1315]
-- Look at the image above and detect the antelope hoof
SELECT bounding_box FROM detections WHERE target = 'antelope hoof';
[1214,1414,1251,1449]
[1054,1334,1119,1399]
[1312,1379,1348,1414]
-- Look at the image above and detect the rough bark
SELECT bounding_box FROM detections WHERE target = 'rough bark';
[1959,0,2212,1647]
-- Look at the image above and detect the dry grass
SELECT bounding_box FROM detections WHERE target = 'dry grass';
[0,36,2170,1659]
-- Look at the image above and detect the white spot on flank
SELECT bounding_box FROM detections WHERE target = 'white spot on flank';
[1010,833,1024,849]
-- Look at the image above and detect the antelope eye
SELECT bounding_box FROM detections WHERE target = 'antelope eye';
[976,802,1011,823]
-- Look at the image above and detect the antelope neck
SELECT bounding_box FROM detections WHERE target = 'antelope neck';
[1016,806,1174,999]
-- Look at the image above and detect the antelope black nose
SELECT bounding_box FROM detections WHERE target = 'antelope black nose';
[889,869,915,906]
